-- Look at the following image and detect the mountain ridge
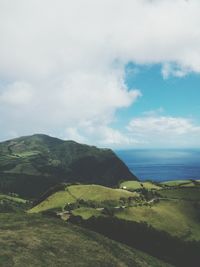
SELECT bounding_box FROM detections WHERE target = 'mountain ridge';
[0,134,137,198]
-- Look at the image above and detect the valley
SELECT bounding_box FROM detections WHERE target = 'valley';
[0,135,200,267]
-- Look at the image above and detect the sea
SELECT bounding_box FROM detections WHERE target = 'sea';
[116,149,200,182]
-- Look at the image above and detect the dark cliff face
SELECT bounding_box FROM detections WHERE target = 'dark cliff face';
[0,134,137,198]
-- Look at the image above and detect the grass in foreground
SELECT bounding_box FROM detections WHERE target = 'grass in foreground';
[0,213,172,267]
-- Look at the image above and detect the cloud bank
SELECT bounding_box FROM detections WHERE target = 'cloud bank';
[0,0,200,146]
[127,115,200,148]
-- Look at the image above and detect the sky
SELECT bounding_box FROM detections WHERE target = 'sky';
[0,0,200,148]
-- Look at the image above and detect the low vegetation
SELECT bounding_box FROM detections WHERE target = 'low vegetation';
[0,194,28,213]
[0,213,172,267]
[72,215,200,267]
[1,144,200,267]
[72,207,102,220]
[120,180,162,191]
[115,200,200,241]
[29,184,139,213]
[0,193,26,204]
[158,187,200,201]
[29,180,200,244]
[0,134,137,198]
[160,180,196,187]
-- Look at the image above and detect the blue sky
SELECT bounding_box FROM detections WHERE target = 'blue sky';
[0,1,200,148]
[113,64,200,129]
[108,63,200,148]
[126,64,200,118]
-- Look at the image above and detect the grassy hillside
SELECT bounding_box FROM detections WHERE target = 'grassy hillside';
[0,134,137,198]
[0,193,28,213]
[161,180,194,187]
[0,194,26,203]
[120,180,162,191]
[1,178,199,266]
[29,182,200,242]
[0,213,172,267]
[158,187,200,201]
[29,184,139,213]
[72,207,102,220]
[115,199,200,241]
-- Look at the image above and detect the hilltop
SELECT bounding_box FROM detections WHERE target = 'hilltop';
[0,134,137,198]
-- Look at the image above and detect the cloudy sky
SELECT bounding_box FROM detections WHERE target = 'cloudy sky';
[0,0,200,148]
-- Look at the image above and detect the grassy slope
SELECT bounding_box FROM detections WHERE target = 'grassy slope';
[120,181,162,190]
[158,187,200,201]
[0,193,28,213]
[29,184,139,213]
[29,182,200,242]
[0,213,172,267]
[0,194,26,203]
[117,182,200,242]
[72,207,102,219]
[161,180,192,187]
[68,184,138,201]
[0,134,137,198]
[115,200,200,241]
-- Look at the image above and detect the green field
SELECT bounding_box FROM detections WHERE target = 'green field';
[115,200,200,241]
[72,207,102,219]
[0,213,172,267]
[158,187,200,201]
[161,180,193,187]
[0,194,27,204]
[29,182,200,243]
[180,182,196,187]
[29,184,139,213]
[120,180,162,191]
[0,193,28,213]
[29,181,200,243]
[1,134,200,266]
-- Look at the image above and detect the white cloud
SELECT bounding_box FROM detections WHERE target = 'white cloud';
[143,107,164,117]
[63,114,200,148]
[0,0,200,144]
[1,0,200,79]
[64,127,87,144]
[0,81,34,105]
[64,125,140,148]
[127,115,200,147]
[161,63,190,79]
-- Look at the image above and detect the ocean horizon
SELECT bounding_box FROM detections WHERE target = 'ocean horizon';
[116,149,200,182]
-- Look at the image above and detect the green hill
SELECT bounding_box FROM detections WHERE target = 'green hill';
[0,134,137,198]
[158,187,200,201]
[0,213,172,267]
[161,180,193,187]
[0,193,28,213]
[29,184,139,213]
[120,180,162,191]
[29,182,200,242]
[117,181,200,242]
[0,193,26,204]
[115,199,200,241]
